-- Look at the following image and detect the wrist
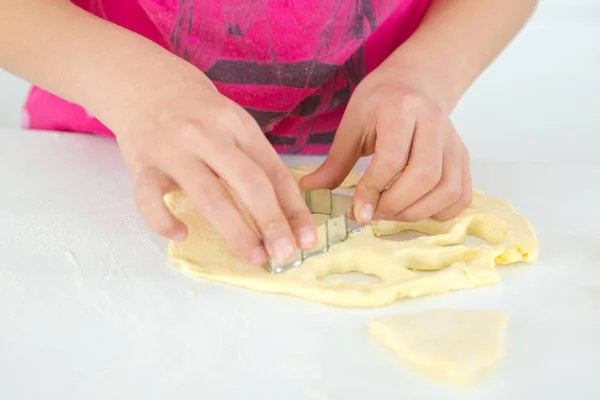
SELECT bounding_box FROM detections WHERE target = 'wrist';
[106,66,218,141]
[89,52,213,135]
[378,46,465,113]
[378,0,538,112]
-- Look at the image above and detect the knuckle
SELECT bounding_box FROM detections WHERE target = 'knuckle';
[242,173,271,196]
[261,220,289,238]
[443,183,462,202]
[458,190,473,209]
[215,103,248,130]
[376,200,398,217]
[284,201,312,227]
[265,168,296,198]
[378,101,411,124]
[194,185,223,214]
[426,103,444,121]
[396,210,421,223]
[432,211,452,221]
[177,121,204,138]
[462,145,471,161]
[377,154,404,174]
[134,192,178,237]
[398,92,434,114]
[356,183,378,201]
[172,121,212,148]
[221,101,242,117]
[229,243,252,261]
[153,110,170,125]
[131,153,155,173]
[293,210,315,229]
[353,186,385,211]
[133,188,150,210]
[135,190,178,234]
[225,230,256,256]
[415,166,441,187]
[271,167,296,189]
[150,216,179,237]
[395,92,444,121]
[133,180,158,210]
[398,92,420,107]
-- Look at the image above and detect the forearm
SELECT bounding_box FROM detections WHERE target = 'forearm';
[383,0,538,110]
[0,0,202,131]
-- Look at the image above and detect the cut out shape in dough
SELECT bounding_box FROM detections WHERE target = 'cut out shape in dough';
[164,165,538,308]
[370,310,508,388]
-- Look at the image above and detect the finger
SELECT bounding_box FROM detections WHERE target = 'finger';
[375,115,444,217]
[353,109,416,223]
[393,133,463,222]
[171,158,268,265]
[199,144,297,261]
[238,132,317,250]
[133,166,187,241]
[299,103,365,191]
[433,144,473,220]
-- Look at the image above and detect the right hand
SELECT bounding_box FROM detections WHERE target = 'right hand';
[110,67,317,266]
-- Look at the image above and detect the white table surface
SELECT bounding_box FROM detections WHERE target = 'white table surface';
[1,128,599,399]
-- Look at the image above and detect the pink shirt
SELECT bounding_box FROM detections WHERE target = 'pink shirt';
[24,0,430,154]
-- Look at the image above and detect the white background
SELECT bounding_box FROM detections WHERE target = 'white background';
[1,2,600,398]
[1,0,600,161]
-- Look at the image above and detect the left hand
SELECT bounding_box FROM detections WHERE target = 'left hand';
[299,66,473,224]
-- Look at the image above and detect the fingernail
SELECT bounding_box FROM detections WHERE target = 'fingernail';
[250,247,267,265]
[273,238,294,260]
[359,203,373,222]
[299,227,316,249]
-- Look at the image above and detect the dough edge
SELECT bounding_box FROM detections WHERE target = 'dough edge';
[370,309,509,388]
[165,165,538,308]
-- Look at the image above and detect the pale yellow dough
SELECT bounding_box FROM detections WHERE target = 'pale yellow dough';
[370,310,508,387]
[164,165,538,308]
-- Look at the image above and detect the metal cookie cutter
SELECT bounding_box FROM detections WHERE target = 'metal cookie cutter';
[265,189,365,274]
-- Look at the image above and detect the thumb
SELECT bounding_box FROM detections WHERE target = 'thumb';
[299,109,365,191]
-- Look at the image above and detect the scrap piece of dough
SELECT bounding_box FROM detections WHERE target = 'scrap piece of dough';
[165,165,538,308]
[371,189,538,266]
[370,310,508,388]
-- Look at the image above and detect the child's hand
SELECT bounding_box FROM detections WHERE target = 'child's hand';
[299,67,472,224]
[113,71,316,265]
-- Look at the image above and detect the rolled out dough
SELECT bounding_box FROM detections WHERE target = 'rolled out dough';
[370,310,508,387]
[164,165,538,308]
